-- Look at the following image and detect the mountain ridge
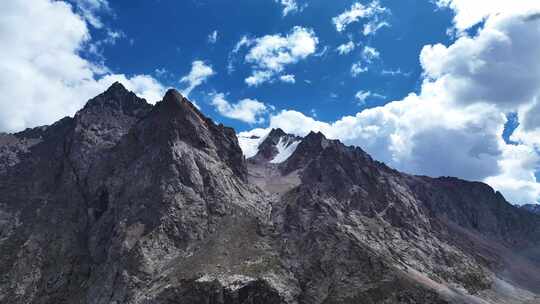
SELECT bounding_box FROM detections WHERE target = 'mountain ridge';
[0,83,539,304]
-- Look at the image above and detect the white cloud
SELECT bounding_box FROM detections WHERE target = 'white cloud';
[351,63,368,76]
[97,74,165,103]
[245,71,274,87]
[268,110,330,136]
[179,60,215,97]
[243,7,540,205]
[208,30,218,44]
[70,0,110,28]
[419,14,540,111]
[355,90,386,104]
[354,91,371,103]
[363,20,390,36]
[381,68,410,77]
[275,0,301,16]
[435,0,540,32]
[210,93,268,124]
[154,68,168,77]
[512,101,540,151]
[0,0,165,132]
[336,41,356,55]
[228,36,253,74]
[351,46,380,76]
[314,45,329,57]
[279,74,296,84]
[243,26,318,86]
[485,144,540,204]
[362,46,380,62]
[333,1,389,34]
[233,36,253,53]
[105,29,124,44]
[86,29,125,60]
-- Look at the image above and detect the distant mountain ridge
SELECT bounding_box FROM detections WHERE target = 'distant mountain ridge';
[521,203,540,214]
[1,83,539,304]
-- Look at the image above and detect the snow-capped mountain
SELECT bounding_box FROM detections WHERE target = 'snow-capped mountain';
[239,128,302,164]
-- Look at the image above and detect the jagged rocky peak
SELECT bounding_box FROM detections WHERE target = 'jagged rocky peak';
[66,83,154,180]
[152,88,211,123]
[134,87,248,180]
[281,130,373,174]
[80,81,152,116]
[267,127,287,139]
[250,128,302,163]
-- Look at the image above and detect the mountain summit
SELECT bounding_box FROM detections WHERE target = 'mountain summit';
[1,83,539,304]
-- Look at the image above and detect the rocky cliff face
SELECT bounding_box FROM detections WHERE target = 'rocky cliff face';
[1,83,540,304]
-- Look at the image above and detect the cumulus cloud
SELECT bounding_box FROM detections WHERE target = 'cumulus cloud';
[0,0,165,132]
[210,93,268,124]
[485,144,540,204]
[435,0,540,32]
[419,14,540,111]
[179,60,215,97]
[242,6,540,204]
[336,41,356,55]
[243,26,318,86]
[333,1,389,35]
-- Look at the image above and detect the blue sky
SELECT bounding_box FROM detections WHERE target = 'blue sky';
[2,0,540,205]
[88,0,455,130]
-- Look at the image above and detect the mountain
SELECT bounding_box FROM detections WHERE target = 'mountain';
[1,83,540,304]
[521,204,540,215]
[248,128,302,164]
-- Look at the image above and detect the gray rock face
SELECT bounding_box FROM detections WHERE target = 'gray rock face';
[1,83,540,304]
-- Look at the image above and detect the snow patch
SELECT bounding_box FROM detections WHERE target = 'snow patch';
[238,136,262,158]
[237,128,269,158]
[196,274,256,291]
[270,137,301,163]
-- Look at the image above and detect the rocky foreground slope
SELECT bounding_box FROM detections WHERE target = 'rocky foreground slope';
[0,83,539,304]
